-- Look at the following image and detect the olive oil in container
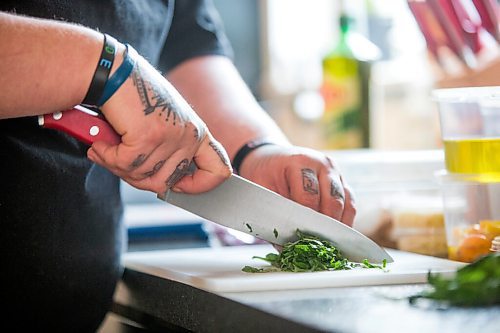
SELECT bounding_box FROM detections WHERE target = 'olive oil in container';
[444,137,500,179]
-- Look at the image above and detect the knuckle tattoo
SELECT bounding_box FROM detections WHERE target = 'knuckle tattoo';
[129,153,147,170]
[165,158,191,188]
[143,159,166,177]
[301,168,319,195]
[209,141,230,167]
[330,180,345,201]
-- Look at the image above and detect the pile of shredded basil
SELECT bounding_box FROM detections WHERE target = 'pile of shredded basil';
[409,253,500,307]
[242,230,386,273]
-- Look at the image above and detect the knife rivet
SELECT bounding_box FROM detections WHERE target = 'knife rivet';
[89,126,100,136]
[52,112,62,120]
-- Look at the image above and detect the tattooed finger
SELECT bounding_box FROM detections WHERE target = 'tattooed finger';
[209,141,230,167]
[301,168,319,195]
[165,159,191,188]
[143,159,166,177]
[193,125,206,143]
[330,180,345,201]
[129,153,147,170]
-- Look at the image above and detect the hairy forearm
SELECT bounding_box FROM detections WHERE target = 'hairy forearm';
[166,56,290,160]
[0,11,103,119]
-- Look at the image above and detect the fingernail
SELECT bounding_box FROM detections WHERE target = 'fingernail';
[171,186,183,193]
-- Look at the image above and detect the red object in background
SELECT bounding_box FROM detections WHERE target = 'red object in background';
[408,1,444,64]
[427,0,477,67]
[447,0,482,54]
[38,106,121,145]
[472,0,500,42]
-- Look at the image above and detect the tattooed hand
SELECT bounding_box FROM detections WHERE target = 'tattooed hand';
[237,144,356,227]
[86,53,232,194]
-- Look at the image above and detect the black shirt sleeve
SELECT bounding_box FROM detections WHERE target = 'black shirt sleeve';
[158,0,234,73]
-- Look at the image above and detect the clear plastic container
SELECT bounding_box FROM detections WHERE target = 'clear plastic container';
[437,170,500,262]
[328,149,446,256]
[388,195,447,258]
[433,86,500,179]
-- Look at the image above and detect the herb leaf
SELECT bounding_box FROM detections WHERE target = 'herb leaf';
[409,253,500,307]
[242,230,387,273]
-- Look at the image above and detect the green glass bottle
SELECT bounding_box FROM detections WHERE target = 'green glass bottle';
[320,13,376,149]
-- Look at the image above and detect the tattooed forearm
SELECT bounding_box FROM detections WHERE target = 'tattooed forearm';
[209,142,230,167]
[132,64,150,113]
[130,154,147,169]
[132,64,186,125]
[301,168,319,194]
[330,180,345,200]
[165,159,191,188]
[143,160,166,177]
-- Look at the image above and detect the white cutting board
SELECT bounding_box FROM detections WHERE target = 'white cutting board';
[123,244,466,293]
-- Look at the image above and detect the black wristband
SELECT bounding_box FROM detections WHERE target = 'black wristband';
[232,139,275,174]
[82,33,117,107]
[97,44,137,107]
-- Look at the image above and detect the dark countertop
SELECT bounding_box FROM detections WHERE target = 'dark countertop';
[112,267,500,333]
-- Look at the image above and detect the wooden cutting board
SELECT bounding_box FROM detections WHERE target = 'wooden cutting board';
[123,244,466,293]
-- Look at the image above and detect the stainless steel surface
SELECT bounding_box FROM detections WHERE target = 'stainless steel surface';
[160,175,392,263]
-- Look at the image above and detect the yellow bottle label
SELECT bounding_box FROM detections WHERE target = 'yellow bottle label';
[444,138,500,179]
[320,56,362,149]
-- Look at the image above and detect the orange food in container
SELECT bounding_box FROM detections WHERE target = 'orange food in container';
[437,170,500,262]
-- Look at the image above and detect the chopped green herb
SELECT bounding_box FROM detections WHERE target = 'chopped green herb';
[242,230,388,273]
[245,223,252,232]
[408,253,500,307]
[361,258,387,269]
[273,228,279,239]
[242,266,264,273]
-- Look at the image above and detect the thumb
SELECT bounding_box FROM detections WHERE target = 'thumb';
[173,138,232,194]
[88,140,118,166]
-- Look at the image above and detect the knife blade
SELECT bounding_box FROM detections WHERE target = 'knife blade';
[39,107,393,263]
[161,175,392,263]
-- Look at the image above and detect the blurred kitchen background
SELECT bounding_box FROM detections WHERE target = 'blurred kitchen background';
[123,0,500,260]
[218,0,439,150]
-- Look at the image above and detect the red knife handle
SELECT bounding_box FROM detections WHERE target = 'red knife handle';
[38,107,120,145]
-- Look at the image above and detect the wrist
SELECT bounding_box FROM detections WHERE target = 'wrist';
[232,138,278,175]
[96,43,136,107]
[100,44,142,112]
[80,33,130,110]
[81,34,118,107]
[108,43,127,78]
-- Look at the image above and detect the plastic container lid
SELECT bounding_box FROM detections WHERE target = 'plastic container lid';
[432,86,500,103]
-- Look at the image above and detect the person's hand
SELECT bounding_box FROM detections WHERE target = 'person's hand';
[87,53,232,194]
[238,144,356,227]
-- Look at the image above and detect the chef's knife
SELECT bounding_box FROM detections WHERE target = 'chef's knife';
[39,107,393,263]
